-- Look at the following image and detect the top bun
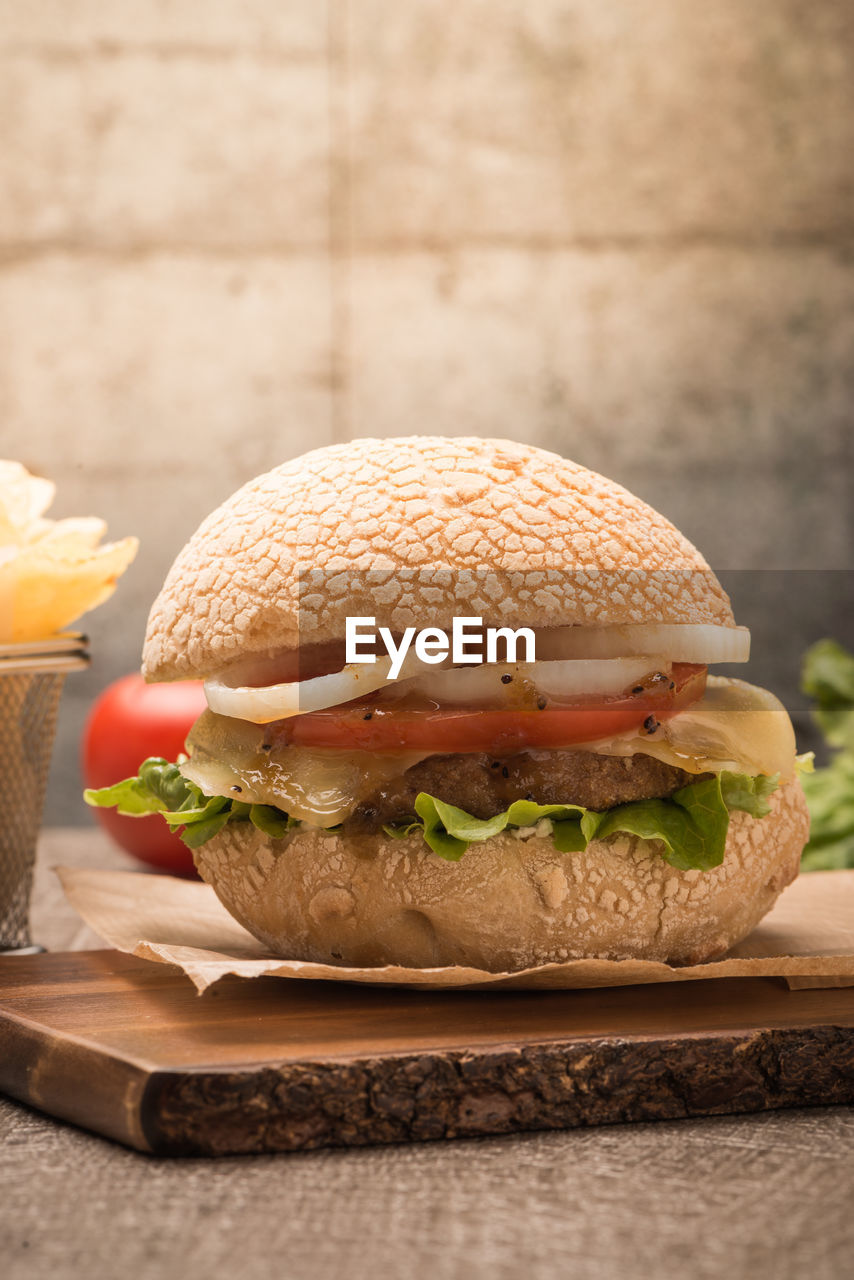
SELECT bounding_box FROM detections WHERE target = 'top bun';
[143,437,734,681]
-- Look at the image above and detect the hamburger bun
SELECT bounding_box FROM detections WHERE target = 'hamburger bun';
[143,436,734,682]
[193,774,809,971]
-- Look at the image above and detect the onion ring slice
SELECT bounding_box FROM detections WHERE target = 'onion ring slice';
[534,623,749,664]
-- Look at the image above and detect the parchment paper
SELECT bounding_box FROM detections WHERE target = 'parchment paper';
[57,865,854,995]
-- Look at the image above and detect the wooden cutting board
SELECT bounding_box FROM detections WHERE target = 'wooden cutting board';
[1,950,852,1156]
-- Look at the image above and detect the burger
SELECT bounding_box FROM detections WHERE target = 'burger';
[87,437,809,971]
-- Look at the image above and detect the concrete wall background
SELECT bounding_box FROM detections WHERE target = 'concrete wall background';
[0,2,851,824]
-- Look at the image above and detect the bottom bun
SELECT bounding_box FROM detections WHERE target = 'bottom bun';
[194,775,809,971]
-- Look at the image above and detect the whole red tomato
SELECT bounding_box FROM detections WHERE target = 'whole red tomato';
[83,674,208,877]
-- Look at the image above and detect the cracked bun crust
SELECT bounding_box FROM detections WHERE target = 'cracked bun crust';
[193,775,809,971]
[143,436,734,682]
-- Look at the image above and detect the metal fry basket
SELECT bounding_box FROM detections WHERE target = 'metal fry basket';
[0,636,89,951]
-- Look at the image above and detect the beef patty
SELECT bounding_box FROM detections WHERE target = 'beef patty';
[344,750,707,833]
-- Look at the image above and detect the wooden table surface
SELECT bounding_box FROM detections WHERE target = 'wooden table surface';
[2,830,852,1280]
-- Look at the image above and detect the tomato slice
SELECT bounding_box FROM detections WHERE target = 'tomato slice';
[280,663,707,753]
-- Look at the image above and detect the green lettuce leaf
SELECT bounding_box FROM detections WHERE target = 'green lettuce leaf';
[802,638,854,751]
[86,757,778,873]
[82,756,193,817]
[249,804,300,840]
[386,770,778,871]
[84,757,294,851]
[718,770,778,818]
[403,795,594,861]
[800,744,854,870]
[800,638,854,869]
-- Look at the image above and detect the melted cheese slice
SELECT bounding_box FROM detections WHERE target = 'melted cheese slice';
[183,711,431,826]
[182,677,796,828]
[586,676,797,780]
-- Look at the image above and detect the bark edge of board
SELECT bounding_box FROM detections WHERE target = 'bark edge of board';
[143,1024,854,1157]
